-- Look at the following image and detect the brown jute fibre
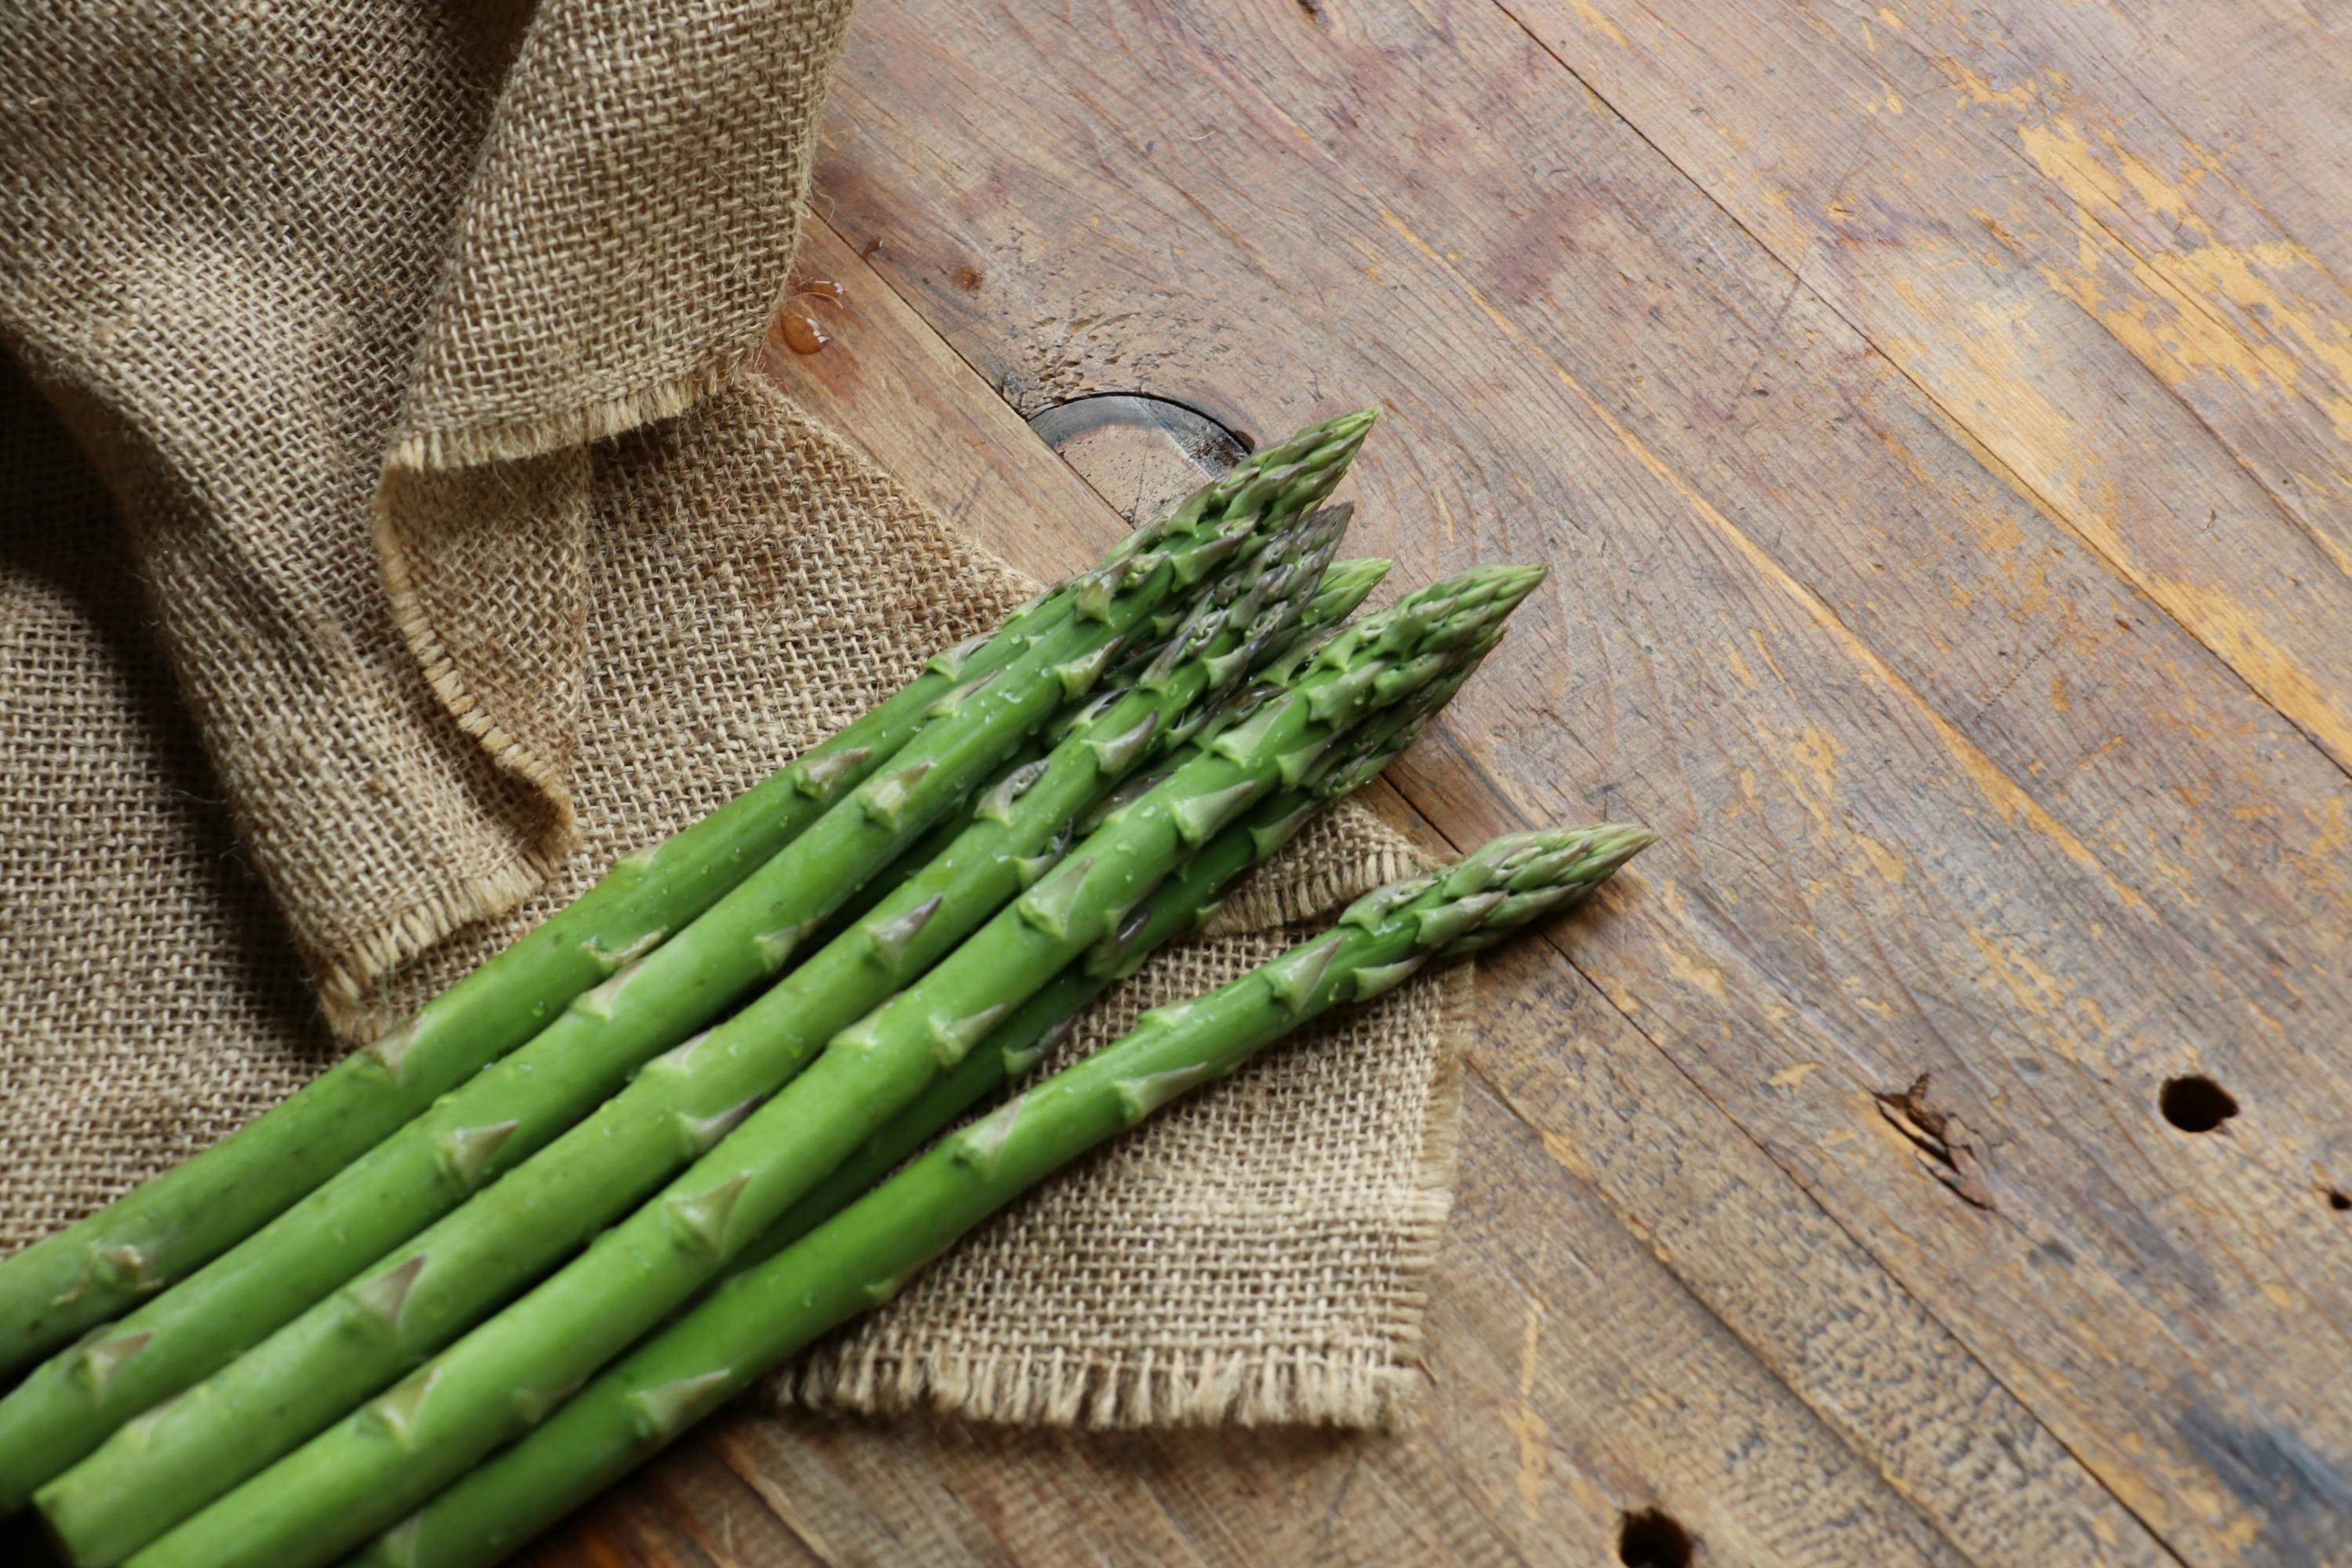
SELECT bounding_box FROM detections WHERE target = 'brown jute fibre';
[0,0,1467,1429]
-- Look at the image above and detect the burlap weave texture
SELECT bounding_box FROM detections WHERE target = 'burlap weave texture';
[0,0,1465,1430]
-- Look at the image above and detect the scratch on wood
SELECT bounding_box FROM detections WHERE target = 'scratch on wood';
[1507,1301,1550,1522]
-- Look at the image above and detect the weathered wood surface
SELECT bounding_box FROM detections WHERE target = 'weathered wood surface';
[539,1,2352,1564]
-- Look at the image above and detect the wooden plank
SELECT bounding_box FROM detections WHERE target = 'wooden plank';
[1491,0,2352,768]
[802,3,2352,1563]
[528,212,2185,1566]
[677,1076,1993,1568]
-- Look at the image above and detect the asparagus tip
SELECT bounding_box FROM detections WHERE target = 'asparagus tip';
[1582,822,1660,873]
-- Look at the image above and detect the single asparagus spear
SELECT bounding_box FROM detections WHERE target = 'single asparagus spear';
[10,416,1373,1540]
[32,502,1356,1562]
[112,564,1545,1568]
[0,603,1072,1375]
[346,822,1654,1568]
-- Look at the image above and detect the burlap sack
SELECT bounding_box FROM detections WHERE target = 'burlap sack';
[0,0,1466,1430]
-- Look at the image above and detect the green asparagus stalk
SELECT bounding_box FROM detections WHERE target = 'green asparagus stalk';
[11,416,1374,1544]
[0,404,1389,1378]
[346,822,1654,1568]
[781,555,1388,959]
[727,770,1345,1275]
[1295,555,1392,633]
[0,602,1081,1376]
[621,558,1397,1341]
[734,569,1422,1272]
[33,502,1359,1565]
[812,553,1392,957]
[710,557,1397,1280]
[111,564,1545,1568]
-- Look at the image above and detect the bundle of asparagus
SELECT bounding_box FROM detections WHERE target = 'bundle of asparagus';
[0,409,1654,1568]
[347,826,1654,1568]
[0,416,1370,1519]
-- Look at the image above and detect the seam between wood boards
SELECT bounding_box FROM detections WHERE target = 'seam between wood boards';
[800,205,2086,1559]
[1394,696,2191,1566]
[1454,1062,2009,1568]
[702,1424,844,1566]
[1480,0,2352,784]
[1465,938,2187,1565]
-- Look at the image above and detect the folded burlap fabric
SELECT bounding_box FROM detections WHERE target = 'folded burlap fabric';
[0,0,1465,1428]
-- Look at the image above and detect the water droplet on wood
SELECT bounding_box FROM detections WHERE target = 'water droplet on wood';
[780,309,830,355]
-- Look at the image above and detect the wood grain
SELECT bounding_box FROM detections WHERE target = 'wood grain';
[764,224,2188,1566]
[1498,0,2352,764]
[797,5,2352,1562]
[528,213,2173,1567]
[532,1,2352,1563]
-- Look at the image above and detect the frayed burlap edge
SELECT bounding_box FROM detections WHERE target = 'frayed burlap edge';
[358,344,767,1027]
[345,0,854,1030]
[383,349,753,474]
[776,960,1472,1431]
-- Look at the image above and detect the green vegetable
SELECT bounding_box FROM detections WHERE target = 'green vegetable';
[34,490,1355,1566]
[118,563,1544,1568]
[0,596,1076,1378]
[13,412,1374,1548]
[812,550,1385,958]
[735,556,1397,1258]
[348,822,1653,1568]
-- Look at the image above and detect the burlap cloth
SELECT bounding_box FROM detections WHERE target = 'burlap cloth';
[0,0,1466,1430]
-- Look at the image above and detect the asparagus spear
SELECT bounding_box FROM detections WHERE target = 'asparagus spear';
[9,416,1373,1539]
[585,560,1399,1351]
[0,402,1388,1378]
[345,822,1654,1568]
[108,564,1546,1568]
[734,572,1428,1276]
[759,557,1386,964]
[0,601,1073,1376]
[701,557,1402,1281]
[728,733,1370,1277]
[811,551,1391,956]
[32,503,1357,1563]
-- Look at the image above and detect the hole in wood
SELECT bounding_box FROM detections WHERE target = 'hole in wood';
[1619,1508,1693,1568]
[2328,1189,2350,1213]
[1027,393,1253,527]
[2158,1075,2238,1133]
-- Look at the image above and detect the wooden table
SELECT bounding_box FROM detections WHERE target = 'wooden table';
[539,2,2352,1563]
